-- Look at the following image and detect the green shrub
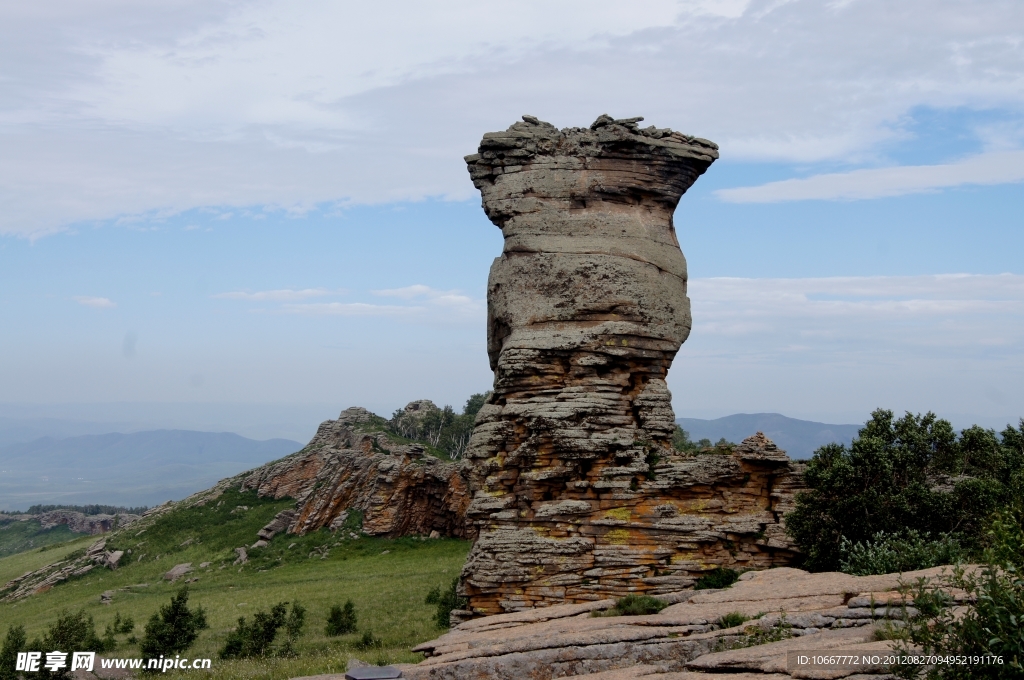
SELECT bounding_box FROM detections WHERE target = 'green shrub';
[219,602,307,659]
[140,587,208,662]
[0,625,26,680]
[839,530,966,576]
[277,601,306,657]
[672,426,696,452]
[25,611,106,679]
[786,411,1024,572]
[101,611,136,651]
[325,600,357,636]
[612,595,668,616]
[424,585,441,605]
[220,608,280,658]
[694,567,740,590]
[356,630,382,650]
[718,612,750,629]
[432,578,468,628]
[890,500,1024,679]
[386,393,490,460]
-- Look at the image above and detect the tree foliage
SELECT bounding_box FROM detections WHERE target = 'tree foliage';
[786,410,1024,572]
[0,625,26,680]
[219,601,305,659]
[432,578,468,628]
[140,587,208,661]
[891,497,1024,679]
[387,392,490,460]
[672,426,733,453]
[324,601,357,636]
[839,530,966,576]
[26,611,106,679]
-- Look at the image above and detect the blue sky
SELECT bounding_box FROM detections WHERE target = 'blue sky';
[1,0,1022,441]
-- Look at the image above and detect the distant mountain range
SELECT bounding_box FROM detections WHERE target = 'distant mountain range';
[676,413,862,459]
[0,430,302,510]
[0,412,860,509]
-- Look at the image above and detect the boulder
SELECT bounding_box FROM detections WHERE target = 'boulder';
[163,563,193,581]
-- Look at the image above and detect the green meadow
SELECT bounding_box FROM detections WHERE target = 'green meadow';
[0,520,86,559]
[0,488,471,679]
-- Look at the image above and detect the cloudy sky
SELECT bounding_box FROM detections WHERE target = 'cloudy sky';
[1,0,1022,440]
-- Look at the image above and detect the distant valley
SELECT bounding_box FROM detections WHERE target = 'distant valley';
[676,413,861,459]
[0,429,301,510]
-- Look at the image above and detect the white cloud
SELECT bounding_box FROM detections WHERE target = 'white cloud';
[687,273,1024,349]
[715,150,1024,202]
[372,284,480,311]
[282,302,415,317]
[73,296,116,309]
[1,0,1023,236]
[223,284,487,320]
[372,284,437,300]
[212,288,335,302]
[665,274,1024,423]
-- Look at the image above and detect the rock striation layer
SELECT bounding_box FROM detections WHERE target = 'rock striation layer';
[459,116,802,616]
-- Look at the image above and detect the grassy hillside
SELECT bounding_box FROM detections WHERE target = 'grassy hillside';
[0,488,471,679]
[0,518,88,558]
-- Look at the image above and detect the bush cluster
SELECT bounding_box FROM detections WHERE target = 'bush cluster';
[325,601,357,636]
[889,498,1023,679]
[718,611,750,629]
[1,610,109,680]
[839,530,966,576]
[426,578,468,628]
[786,410,1024,572]
[694,567,740,590]
[672,426,734,453]
[101,612,135,650]
[140,587,208,661]
[611,595,667,616]
[219,601,305,659]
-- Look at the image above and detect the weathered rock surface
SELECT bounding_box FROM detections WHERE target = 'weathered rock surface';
[0,537,132,601]
[238,407,473,539]
[403,565,971,679]
[458,115,802,615]
[163,562,193,581]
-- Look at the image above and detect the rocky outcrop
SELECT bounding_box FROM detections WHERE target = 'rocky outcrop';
[459,116,806,615]
[0,538,127,601]
[238,407,473,539]
[405,565,973,679]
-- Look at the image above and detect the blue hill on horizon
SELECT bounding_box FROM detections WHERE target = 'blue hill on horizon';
[0,429,302,510]
[676,413,862,460]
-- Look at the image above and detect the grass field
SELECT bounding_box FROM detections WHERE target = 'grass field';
[0,488,471,679]
[0,518,89,558]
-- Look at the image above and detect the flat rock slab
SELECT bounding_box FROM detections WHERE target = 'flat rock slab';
[407,565,971,679]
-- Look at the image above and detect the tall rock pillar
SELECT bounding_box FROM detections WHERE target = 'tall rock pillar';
[460,115,720,615]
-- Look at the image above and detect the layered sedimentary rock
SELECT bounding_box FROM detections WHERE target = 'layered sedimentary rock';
[239,407,472,538]
[459,115,802,616]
